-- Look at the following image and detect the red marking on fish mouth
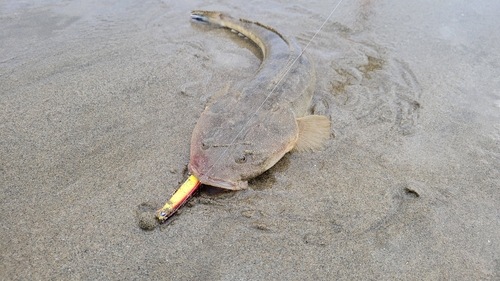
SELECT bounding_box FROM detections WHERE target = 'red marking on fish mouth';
[188,162,239,189]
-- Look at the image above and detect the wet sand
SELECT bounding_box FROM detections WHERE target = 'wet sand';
[1,0,499,279]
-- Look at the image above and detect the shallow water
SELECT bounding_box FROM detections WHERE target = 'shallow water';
[1,0,499,279]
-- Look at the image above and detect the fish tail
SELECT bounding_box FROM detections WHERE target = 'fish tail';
[191,10,232,27]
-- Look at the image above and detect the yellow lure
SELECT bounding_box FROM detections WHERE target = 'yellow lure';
[156,175,201,222]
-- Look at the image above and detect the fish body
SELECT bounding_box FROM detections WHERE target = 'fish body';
[188,11,330,190]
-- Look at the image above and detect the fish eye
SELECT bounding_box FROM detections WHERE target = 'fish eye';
[235,155,247,164]
[201,142,209,150]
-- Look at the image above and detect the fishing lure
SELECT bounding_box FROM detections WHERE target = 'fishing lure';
[156,175,200,222]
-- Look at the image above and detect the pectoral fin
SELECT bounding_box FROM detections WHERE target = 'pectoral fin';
[207,83,231,105]
[294,115,331,152]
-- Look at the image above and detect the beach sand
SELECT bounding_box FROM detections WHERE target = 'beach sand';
[1,0,499,279]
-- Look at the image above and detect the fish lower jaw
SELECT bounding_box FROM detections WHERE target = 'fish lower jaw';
[188,165,247,190]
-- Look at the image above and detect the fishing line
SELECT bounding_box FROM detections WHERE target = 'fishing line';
[204,0,345,176]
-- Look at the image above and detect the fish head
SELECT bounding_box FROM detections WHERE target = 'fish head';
[188,141,254,190]
[188,109,298,190]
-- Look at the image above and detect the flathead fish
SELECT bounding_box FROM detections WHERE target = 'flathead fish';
[188,11,330,190]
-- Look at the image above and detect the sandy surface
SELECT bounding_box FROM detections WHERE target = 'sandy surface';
[1,0,499,279]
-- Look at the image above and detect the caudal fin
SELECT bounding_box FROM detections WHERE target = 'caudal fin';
[191,11,231,26]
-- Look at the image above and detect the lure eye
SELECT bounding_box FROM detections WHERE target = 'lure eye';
[235,155,247,164]
[160,212,166,217]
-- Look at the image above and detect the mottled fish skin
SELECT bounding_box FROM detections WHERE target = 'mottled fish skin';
[188,11,325,190]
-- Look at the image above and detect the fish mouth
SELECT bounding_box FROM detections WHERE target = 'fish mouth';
[188,164,247,190]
